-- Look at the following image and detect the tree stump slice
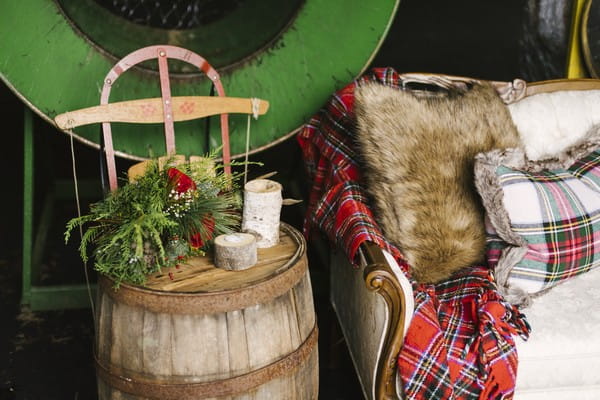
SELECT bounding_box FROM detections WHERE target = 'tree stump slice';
[213,233,257,271]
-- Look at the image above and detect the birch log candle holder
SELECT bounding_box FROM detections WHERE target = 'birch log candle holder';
[213,233,257,270]
[242,179,283,248]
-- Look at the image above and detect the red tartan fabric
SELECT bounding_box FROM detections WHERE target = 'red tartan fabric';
[297,67,530,399]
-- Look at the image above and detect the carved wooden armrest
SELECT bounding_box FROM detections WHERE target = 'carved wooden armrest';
[397,72,527,104]
[399,73,600,105]
[361,242,411,400]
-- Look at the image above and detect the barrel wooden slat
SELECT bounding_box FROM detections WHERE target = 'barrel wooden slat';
[170,314,211,379]
[293,273,316,340]
[97,292,113,366]
[285,290,302,349]
[141,312,173,377]
[108,301,124,369]
[95,223,318,399]
[274,294,296,355]
[215,313,232,380]
[295,350,319,400]
[226,310,251,375]
[244,301,288,369]
[118,303,144,372]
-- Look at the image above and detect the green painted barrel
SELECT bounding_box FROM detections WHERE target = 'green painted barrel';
[0,0,398,160]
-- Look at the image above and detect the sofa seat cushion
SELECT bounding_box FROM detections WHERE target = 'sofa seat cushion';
[515,265,600,397]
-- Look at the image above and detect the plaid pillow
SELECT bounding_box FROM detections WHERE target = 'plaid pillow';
[475,130,600,306]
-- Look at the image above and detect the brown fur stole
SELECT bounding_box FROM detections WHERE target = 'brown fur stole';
[354,82,519,283]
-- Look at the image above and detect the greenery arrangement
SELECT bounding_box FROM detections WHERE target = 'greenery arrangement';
[65,156,242,287]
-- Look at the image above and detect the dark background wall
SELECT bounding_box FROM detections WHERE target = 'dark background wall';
[374,0,525,80]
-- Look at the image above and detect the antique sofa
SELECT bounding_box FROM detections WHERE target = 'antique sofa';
[301,72,600,399]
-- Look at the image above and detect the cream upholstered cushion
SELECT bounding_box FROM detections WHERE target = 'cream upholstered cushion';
[508,90,600,160]
[474,131,600,307]
[514,265,600,399]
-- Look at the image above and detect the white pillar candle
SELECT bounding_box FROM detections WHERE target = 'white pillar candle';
[242,179,282,248]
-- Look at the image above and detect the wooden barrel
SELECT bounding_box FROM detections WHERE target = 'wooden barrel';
[94,223,318,399]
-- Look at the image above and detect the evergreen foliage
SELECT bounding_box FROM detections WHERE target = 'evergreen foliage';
[65,157,242,287]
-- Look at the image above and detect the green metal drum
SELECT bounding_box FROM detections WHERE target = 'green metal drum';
[0,0,399,160]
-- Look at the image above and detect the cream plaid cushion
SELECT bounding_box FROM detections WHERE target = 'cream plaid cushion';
[475,130,600,306]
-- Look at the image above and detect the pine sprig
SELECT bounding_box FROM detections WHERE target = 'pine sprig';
[65,156,242,287]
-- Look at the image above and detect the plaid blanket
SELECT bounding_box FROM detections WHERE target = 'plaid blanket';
[297,68,530,399]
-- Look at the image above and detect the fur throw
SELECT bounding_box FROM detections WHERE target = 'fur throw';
[354,82,520,283]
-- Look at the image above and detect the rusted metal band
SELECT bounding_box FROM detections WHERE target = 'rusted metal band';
[96,323,318,399]
[99,223,307,314]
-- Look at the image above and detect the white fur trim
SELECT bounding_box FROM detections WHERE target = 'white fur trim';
[509,90,600,160]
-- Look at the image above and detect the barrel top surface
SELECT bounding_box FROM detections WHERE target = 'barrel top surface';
[144,226,299,293]
[98,223,307,314]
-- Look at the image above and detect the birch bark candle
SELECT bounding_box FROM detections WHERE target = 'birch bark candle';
[242,179,283,248]
[214,233,257,271]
